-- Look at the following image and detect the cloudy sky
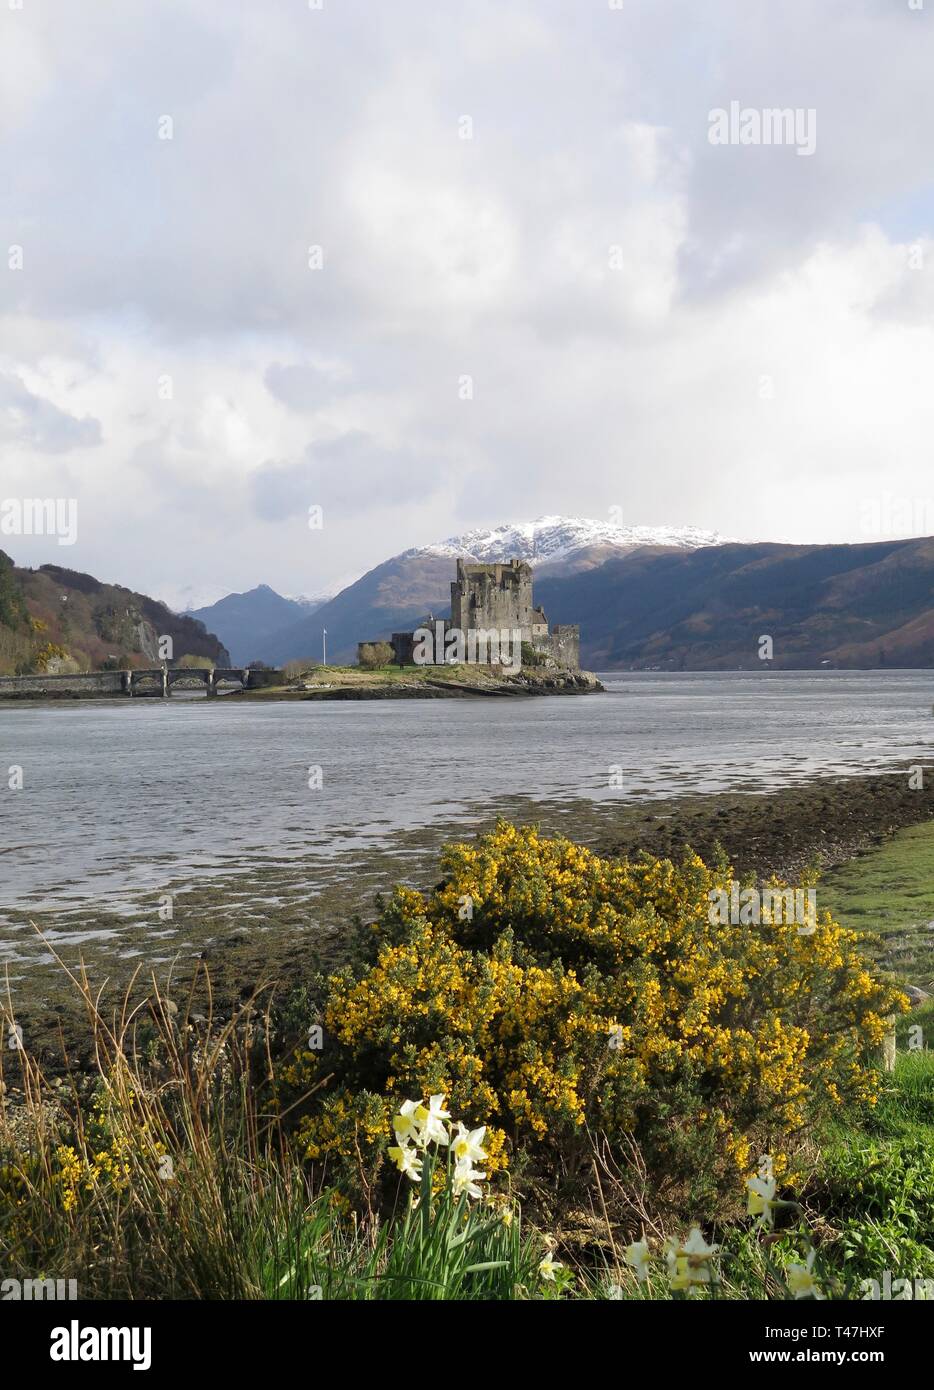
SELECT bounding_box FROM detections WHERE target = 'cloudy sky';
[2,0,934,608]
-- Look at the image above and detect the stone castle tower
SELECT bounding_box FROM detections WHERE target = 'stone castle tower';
[450,559,547,640]
[447,558,580,668]
[359,557,580,670]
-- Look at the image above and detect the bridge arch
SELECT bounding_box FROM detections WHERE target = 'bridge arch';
[127,667,258,697]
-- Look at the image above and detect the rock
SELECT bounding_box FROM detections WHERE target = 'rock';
[904,984,931,1007]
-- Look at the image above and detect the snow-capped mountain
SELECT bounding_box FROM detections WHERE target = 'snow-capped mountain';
[407,516,733,567]
[206,518,739,667]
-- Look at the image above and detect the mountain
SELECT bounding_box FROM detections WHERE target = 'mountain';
[188,585,323,666]
[5,527,932,675]
[532,537,934,669]
[0,552,229,675]
[253,516,730,665]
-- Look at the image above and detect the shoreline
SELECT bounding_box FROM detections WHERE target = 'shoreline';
[4,760,933,1072]
[0,666,605,701]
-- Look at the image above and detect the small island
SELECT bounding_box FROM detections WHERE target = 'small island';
[234,661,603,700]
[239,557,602,699]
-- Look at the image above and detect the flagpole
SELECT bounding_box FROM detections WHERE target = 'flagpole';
[322,628,327,666]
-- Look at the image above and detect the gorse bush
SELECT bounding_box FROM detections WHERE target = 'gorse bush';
[296,821,906,1204]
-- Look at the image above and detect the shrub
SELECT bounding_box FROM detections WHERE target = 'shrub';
[520,641,547,668]
[33,642,72,673]
[283,658,319,681]
[358,641,394,669]
[175,653,214,669]
[295,821,906,1206]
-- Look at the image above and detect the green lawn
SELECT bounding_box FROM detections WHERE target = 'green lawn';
[821,821,934,994]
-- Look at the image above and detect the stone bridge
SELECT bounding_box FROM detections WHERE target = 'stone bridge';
[129,667,262,697]
[0,667,282,699]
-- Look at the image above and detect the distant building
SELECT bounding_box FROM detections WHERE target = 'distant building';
[357,558,580,670]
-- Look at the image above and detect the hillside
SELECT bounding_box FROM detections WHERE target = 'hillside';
[0,552,229,675]
[533,537,934,669]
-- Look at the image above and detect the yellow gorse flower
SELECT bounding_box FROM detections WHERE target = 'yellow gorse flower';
[294,821,906,1194]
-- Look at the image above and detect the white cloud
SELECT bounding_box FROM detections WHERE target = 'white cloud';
[1,0,933,601]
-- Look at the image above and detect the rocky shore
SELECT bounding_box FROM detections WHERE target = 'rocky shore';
[233,666,605,699]
[594,765,934,883]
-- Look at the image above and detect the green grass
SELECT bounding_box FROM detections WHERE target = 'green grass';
[821,821,934,992]
[801,828,934,1294]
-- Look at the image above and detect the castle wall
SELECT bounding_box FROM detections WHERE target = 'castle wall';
[549,624,580,670]
[530,625,580,670]
[390,632,417,665]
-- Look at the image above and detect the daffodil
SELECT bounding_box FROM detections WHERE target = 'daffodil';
[413,1094,450,1146]
[452,1159,486,1200]
[392,1099,421,1145]
[624,1240,651,1282]
[747,1173,778,1227]
[387,1143,422,1182]
[787,1249,823,1301]
[665,1226,719,1289]
[451,1122,487,1165]
[539,1256,563,1282]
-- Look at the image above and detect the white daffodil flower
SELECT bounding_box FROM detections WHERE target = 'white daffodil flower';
[452,1159,486,1200]
[387,1143,422,1182]
[451,1122,488,1165]
[747,1173,778,1227]
[414,1094,451,1146]
[624,1240,651,1282]
[392,1099,421,1145]
[539,1256,563,1282]
[787,1249,824,1301]
[665,1226,720,1289]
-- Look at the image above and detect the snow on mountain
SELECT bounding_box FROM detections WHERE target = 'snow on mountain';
[407,516,734,567]
[285,572,363,608]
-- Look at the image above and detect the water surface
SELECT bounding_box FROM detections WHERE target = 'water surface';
[1,671,931,974]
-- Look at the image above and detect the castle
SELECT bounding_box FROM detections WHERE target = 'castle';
[358,558,580,670]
